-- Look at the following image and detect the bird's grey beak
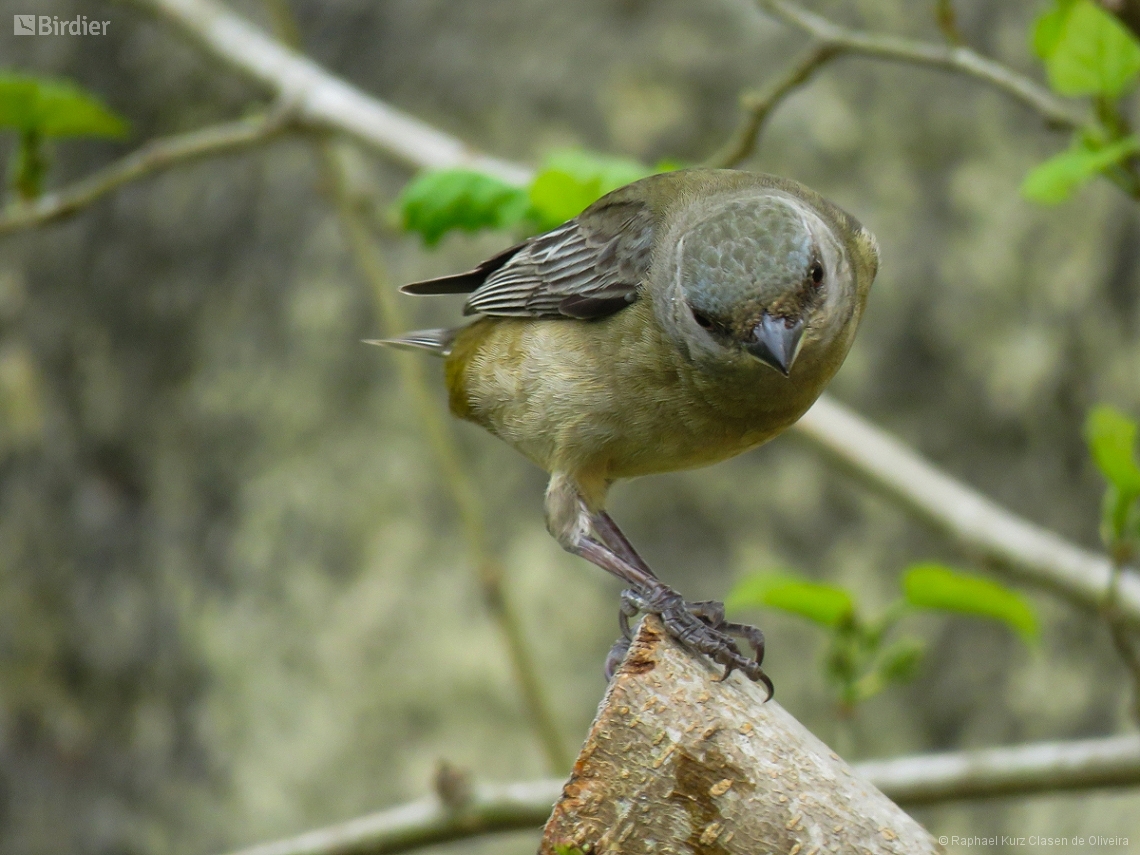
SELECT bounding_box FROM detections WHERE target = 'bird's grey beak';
[746,314,804,377]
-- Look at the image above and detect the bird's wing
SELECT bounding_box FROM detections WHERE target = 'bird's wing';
[400,196,657,320]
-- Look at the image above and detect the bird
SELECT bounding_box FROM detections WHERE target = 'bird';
[373,168,879,697]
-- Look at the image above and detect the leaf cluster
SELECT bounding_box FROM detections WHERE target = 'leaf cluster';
[726,564,1038,712]
[395,149,666,245]
[1023,0,1140,203]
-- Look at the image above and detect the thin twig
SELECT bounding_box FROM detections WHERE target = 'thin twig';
[214,735,1140,855]
[754,0,1086,131]
[794,396,1140,628]
[318,143,571,774]
[704,43,843,168]
[0,110,293,234]
[254,0,571,774]
[1104,554,1140,723]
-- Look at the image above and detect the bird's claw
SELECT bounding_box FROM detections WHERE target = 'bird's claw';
[612,587,773,700]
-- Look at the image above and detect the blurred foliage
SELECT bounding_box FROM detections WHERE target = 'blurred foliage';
[0,71,127,199]
[396,149,662,244]
[728,565,1036,710]
[1085,404,1140,551]
[1022,0,1140,203]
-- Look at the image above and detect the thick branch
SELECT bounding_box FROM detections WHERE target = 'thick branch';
[129,0,532,184]
[705,43,843,168]
[0,111,291,234]
[795,396,1140,628]
[540,616,939,854]
[754,0,1086,130]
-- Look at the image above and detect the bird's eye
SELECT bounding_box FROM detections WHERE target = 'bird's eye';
[691,308,715,330]
[810,260,825,286]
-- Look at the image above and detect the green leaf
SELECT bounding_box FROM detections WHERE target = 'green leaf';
[727,573,854,628]
[903,563,1039,642]
[396,169,530,246]
[0,72,127,138]
[1020,135,1140,204]
[1085,405,1140,495]
[1037,0,1140,97]
[527,149,654,230]
[1032,0,1078,60]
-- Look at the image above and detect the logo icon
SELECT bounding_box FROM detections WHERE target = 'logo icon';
[14,14,35,34]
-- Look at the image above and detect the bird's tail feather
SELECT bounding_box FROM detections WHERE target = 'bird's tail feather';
[363,328,458,357]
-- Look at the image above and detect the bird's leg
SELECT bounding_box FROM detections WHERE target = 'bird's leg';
[545,474,772,696]
[591,510,659,580]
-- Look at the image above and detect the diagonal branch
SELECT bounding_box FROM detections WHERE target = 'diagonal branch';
[753,0,1087,131]
[0,110,293,234]
[215,734,1140,855]
[795,396,1140,628]
[128,0,531,185]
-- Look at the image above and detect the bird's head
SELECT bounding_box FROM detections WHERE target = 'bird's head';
[663,189,878,378]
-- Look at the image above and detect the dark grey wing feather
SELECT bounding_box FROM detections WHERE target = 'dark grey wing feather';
[400,242,527,295]
[399,193,657,321]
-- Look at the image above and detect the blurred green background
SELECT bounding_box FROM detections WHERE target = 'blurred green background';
[1,0,1139,853]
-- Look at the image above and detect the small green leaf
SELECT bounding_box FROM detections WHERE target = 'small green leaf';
[0,72,127,138]
[903,564,1038,642]
[1021,135,1140,203]
[727,573,854,628]
[396,169,529,245]
[1085,405,1140,495]
[1038,0,1140,97]
[1032,0,1078,60]
[527,149,654,230]
[527,169,602,230]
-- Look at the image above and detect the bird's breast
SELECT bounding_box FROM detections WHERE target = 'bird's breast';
[445,305,820,481]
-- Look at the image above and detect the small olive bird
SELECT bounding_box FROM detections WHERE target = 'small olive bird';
[375,168,879,696]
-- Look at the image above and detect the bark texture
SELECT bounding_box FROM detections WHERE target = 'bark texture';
[540,616,942,855]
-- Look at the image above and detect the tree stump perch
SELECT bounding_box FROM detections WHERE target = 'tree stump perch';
[540,616,942,854]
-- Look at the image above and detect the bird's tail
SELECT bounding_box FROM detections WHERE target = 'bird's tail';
[363,327,458,357]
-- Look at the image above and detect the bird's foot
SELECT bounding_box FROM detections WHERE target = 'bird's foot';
[609,586,773,699]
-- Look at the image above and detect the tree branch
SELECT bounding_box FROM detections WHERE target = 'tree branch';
[0,110,293,234]
[753,0,1087,131]
[218,779,563,855]
[128,0,532,185]
[794,396,1140,628]
[704,43,843,168]
[539,616,939,854]
[857,733,1140,806]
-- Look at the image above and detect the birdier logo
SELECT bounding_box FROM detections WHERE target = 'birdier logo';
[13,15,109,35]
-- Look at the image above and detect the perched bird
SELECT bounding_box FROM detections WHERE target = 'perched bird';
[375,168,879,697]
